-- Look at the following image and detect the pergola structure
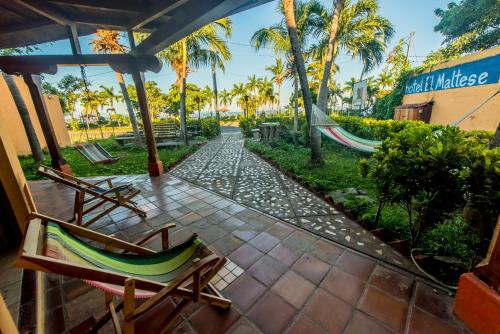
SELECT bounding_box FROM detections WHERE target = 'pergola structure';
[0,0,272,176]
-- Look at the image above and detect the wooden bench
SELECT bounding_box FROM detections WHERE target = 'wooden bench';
[153,123,180,141]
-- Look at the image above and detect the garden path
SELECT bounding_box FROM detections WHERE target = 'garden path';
[171,127,415,271]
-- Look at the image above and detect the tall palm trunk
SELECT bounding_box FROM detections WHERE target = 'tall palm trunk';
[317,0,345,111]
[3,73,44,161]
[293,71,299,132]
[283,0,321,163]
[211,61,220,123]
[179,39,189,145]
[115,72,141,145]
[315,0,345,164]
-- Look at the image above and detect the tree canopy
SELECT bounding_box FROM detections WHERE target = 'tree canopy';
[434,0,499,53]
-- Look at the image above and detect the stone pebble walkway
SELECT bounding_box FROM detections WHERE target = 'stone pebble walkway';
[171,128,415,271]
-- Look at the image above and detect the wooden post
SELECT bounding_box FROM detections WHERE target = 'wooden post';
[131,71,163,176]
[23,74,72,174]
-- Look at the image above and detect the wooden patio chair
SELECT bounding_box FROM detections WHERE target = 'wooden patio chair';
[37,165,146,227]
[16,213,231,334]
[75,142,124,164]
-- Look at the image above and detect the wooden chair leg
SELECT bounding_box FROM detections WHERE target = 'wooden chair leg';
[161,228,169,250]
[75,190,85,226]
[159,299,190,334]
[123,279,136,334]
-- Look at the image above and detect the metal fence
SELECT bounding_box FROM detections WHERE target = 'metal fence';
[68,127,133,143]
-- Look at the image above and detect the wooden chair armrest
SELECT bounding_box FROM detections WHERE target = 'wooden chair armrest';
[93,177,115,187]
[134,223,177,250]
[127,255,219,321]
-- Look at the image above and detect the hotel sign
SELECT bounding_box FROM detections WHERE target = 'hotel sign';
[405,54,500,95]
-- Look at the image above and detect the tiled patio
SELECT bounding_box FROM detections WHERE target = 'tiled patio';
[16,172,471,334]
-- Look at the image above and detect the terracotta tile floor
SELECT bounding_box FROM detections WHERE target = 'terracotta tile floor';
[15,174,472,334]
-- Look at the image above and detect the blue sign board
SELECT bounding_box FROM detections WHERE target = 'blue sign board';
[405,54,500,95]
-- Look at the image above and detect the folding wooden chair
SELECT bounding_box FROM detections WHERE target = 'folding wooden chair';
[75,142,124,164]
[16,213,231,334]
[37,165,146,227]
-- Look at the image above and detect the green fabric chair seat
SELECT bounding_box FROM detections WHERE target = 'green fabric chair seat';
[44,221,211,297]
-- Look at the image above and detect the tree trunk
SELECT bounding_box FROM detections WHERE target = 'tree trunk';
[179,77,188,145]
[490,122,500,148]
[317,0,345,111]
[115,72,141,145]
[314,0,345,165]
[211,61,220,123]
[283,0,320,163]
[3,73,44,161]
[293,72,299,132]
[179,40,189,145]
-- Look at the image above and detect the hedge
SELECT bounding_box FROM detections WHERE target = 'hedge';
[239,115,493,142]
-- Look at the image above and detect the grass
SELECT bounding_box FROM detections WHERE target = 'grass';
[246,139,410,240]
[20,138,198,180]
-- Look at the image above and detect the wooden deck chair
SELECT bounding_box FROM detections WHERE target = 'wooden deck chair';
[17,213,231,334]
[75,142,124,164]
[37,165,146,227]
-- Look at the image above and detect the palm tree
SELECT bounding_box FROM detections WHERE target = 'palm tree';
[218,89,232,110]
[282,0,321,163]
[231,83,250,118]
[99,85,123,129]
[202,85,214,116]
[246,75,260,96]
[251,0,322,135]
[311,0,394,97]
[91,30,141,144]
[57,75,83,126]
[257,77,276,114]
[265,58,287,111]
[158,18,232,145]
[328,81,343,113]
[315,0,345,114]
[206,19,232,122]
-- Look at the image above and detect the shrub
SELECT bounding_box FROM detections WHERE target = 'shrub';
[331,115,443,140]
[197,117,220,138]
[362,124,499,249]
[421,216,481,268]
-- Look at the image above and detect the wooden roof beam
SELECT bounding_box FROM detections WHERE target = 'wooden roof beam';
[132,0,248,56]
[47,0,143,13]
[0,54,162,75]
[11,0,73,26]
[128,0,187,31]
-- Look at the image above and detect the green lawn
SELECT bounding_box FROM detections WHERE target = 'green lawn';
[20,138,197,180]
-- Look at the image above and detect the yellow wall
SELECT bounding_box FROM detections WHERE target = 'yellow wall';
[402,47,500,131]
[0,75,71,156]
[0,112,36,232]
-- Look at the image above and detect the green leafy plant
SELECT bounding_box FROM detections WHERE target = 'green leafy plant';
[421,216,481,269]
[364,126,470,246]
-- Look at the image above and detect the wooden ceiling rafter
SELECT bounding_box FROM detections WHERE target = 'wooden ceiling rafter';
[0,54,163,75]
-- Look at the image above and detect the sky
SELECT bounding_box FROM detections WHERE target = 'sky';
[36,0,451,115]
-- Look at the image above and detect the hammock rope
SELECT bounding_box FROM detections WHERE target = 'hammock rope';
[311,104,381,153]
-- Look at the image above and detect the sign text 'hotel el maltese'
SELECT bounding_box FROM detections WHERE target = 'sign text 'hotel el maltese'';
[405,54,500,95]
